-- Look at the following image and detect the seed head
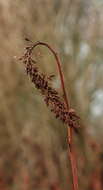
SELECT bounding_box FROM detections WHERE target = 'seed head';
[19,41,80,130]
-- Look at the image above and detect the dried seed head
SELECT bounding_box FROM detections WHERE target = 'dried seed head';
[19,41,80,130]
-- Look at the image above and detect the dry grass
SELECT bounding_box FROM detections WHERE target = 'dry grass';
[0,0,103,190]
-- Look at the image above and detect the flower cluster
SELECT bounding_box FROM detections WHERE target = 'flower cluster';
[20,42,80,131]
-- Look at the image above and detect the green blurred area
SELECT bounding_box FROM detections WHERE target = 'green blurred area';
[0,0,103,189]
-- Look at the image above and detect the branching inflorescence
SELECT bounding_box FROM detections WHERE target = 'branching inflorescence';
[19,39,80,190]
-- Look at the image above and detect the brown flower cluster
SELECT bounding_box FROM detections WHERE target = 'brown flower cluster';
[20,41,80,131]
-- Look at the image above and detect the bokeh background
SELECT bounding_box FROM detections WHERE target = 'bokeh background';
[0,0,103,190]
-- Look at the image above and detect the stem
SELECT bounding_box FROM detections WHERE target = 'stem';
[67,128,78,190]
[30,41,79,190]
[30,41,70,108]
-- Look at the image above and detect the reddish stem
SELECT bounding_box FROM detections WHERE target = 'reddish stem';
[30,41,79,190]
[30,41,70,108]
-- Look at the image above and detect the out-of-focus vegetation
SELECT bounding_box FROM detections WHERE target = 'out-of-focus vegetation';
[0,0,103,189]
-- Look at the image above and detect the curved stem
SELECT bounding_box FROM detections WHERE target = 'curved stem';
[30,41,70,109]
[30,41,78,190]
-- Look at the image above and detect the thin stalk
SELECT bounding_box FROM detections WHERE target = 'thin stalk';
[30,41,79,190]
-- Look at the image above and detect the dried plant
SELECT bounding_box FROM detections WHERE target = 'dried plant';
[19,39,80,190]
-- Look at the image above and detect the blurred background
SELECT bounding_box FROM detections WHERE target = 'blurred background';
[0,0,103,189]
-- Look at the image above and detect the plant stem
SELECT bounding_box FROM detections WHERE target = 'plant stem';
[30,41,79,190]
